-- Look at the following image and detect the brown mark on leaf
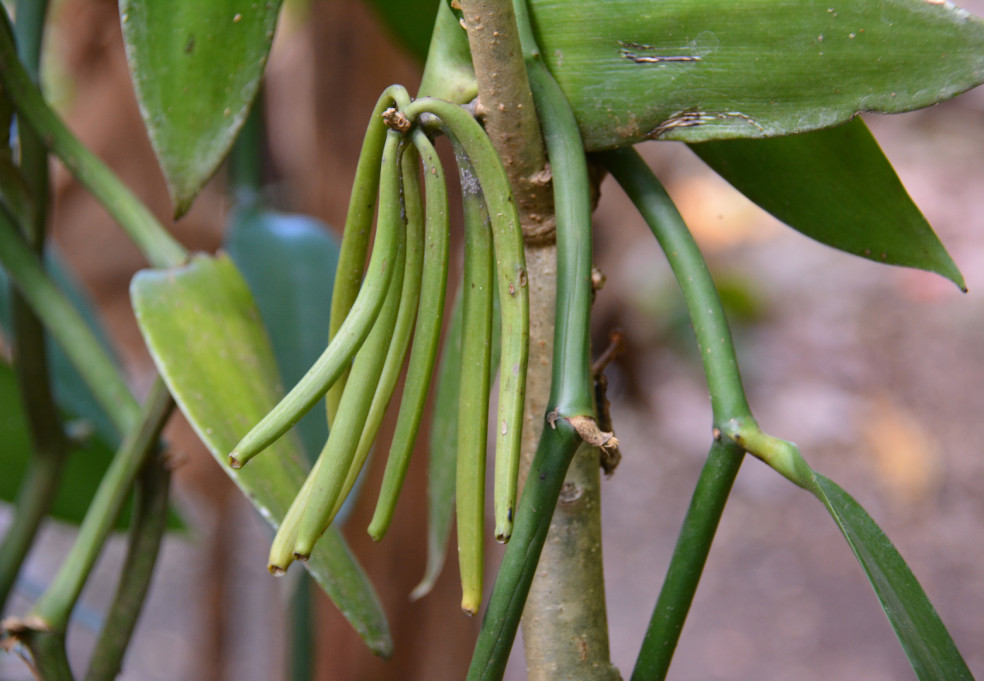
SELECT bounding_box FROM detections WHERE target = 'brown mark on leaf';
[619,40,702,64]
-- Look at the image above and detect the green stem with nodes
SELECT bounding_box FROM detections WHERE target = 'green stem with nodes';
[0,7,185,270]
[455,151,495,615]
[0,209,139,433]
[84,457,171,681]
[272,131,408,566]
[369,129,449,541]
[27,378,174,630]
[511,0,595,421]
[405,97,529,543]
[327,142,426,521]
[325,85,412,423]
[230,109,407,468]
[600,146,812,678]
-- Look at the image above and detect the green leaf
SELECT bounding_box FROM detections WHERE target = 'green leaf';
[813,474,973,681]
[531,0,984,147]
[131,253,392,656]
[689,117,965,289]
[120,0,282,216]
[224,208,340,464]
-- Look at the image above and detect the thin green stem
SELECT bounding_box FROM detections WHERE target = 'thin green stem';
[599,147,752,424]
[0,7,185,269]
[0,0,67,617]
[511,14,594,418]
[631,439,744,681]
[84,457,171,681]
[0,430,63,612]
[466,421,581,681]
[29,378,174,630]
[0,209,139,433]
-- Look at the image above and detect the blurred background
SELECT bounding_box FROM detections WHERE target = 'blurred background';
[1,0,983,679]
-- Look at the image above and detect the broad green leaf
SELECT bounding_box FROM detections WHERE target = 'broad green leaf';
[120,0,282,216]
[365,0,440,63]
[131,253,392,656]
[531,0,984,147]
[812,474,973,681]
[224,209,339,463]
[689,117,965,288]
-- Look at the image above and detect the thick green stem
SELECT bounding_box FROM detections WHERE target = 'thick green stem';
[15,628,74,681]
[631,440,743,681]
[28,378,174,631]
[0,7,185,269]
[84,457,172,681]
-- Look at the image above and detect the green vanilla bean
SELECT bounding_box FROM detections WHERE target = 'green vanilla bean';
[0,7,185,270]
[0,209,140,433]
[369,128,449,541]
[405,97,529,544]
[229,127,404,468]
[410,290,464,599]
[84,457,171,681]
[325,85,412,424]
[327,141,426,520]
[287,131,409,561]
[29,378,174,630]
[455,151,495,615]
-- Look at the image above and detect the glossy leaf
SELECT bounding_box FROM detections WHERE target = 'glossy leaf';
[131,253,391,656]
[530,0,984,147]
[813,474,973,681]
[689,117,965,288]
[224,208,339,463]
[120,0,282,216]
